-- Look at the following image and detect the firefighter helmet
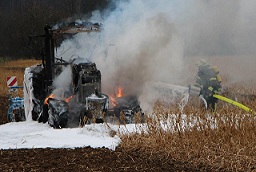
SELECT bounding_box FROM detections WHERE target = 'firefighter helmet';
[197,59,208,66]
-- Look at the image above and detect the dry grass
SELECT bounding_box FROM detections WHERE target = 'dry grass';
[2,59,256,171]
[119,91,256,171]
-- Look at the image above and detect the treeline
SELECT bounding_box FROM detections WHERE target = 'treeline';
[0,0,110,59]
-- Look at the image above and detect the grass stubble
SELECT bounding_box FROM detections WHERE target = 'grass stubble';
[1,59,256,171]
[119,90,256,171]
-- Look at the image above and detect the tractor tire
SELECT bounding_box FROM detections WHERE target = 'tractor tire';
[59,112,69,128]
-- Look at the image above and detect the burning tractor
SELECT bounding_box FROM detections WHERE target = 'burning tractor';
[24,21,109,128]
[109,86,144,124]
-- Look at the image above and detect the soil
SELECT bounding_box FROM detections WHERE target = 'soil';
[0,96,212,172]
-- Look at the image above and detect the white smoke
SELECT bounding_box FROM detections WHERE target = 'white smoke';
[55,0,256,113]
[58,0,185,91]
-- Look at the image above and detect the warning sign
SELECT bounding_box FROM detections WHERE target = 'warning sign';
[7,76,18,87]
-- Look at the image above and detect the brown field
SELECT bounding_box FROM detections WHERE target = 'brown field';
[1,58,256,171]
[0,59,41,124]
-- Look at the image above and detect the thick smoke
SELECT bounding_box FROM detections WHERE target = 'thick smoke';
[183,1,256,56]
[56,0,256,112]
[58,0,185,95]
[179,0,256,86]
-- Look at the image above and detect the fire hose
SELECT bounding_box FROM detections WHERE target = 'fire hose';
[213,94,254,113]
[149,82,254,113]
[189,84,254,113]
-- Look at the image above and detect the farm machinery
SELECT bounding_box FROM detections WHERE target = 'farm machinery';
[23,21,143,128]
[7,86,25,122]
[24,21,109,128]
[109,86,144,124]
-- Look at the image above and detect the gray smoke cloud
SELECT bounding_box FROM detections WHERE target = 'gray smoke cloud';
[56,0,256,112]
[179,0,256,86]
[182,0,256,56]
[58,0,185,96]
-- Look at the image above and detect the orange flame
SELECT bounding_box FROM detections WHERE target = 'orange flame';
[110,86,124,106]
[110,95,117,106]
[65,95,74,103]
[116,86,124,98]
[44,94,55,105]
[44,94,74,105]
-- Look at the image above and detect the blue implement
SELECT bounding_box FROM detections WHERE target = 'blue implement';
[7,86,25,122]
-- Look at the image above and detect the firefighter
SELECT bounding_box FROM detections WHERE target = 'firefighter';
[194,59,222,112]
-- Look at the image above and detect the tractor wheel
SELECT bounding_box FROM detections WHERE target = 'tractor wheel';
[14,108,26,122]
[59,112,69,128]
[38,104,49,123]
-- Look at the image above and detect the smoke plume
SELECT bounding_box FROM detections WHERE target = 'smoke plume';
[56,0,256,112]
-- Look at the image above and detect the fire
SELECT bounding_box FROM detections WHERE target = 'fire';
[44,94,74,105]
[110,86,124,106]
[65,95,74,103]
[110,95,117,106]
[116,86,124,98]
[44,94,55,105]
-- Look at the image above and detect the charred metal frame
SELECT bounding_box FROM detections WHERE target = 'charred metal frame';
[35,22,101,95]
